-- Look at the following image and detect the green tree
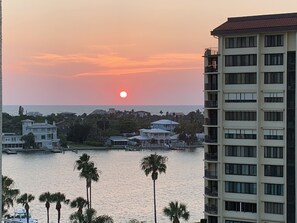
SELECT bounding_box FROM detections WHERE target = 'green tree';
[163,201,190,223]
[74,154,100,209]
[67,124,91,143]
[70,208,113,223]
[52,192,69,223]
[16,193,35,223]
[2,176,20,215]
[21,133,37,149]
[70,197,88,223]
[39,192,54,223]
[140,154,167,223]
[18,106,24,116]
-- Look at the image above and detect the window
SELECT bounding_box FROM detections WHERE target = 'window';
[264,202,284,215]
[241,202,257,213]
[225,36,257,48]
[264,129,284,140]
[225,145,257,157]
[225,54,257,66]
[264,72,283,84]
[264,165,283,177]
[225,129,257,139]
[264,111,283,121]
[41,135,46,140]
[225,181,257,194]
[264,92,283,103]
[224,93,257,103]
[264,183,284,196]
[225,201,257,213]
[225,163,257,176]
[264,54,283,65]
[225,73,256,84]
[264,146,283,158]
[225,111,257,121]
[225,201,240,211]
[265,35,284,47]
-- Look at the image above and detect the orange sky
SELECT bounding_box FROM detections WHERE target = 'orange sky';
[4,0,297,105]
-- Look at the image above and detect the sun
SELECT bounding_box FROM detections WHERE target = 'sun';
[120,91,127,98]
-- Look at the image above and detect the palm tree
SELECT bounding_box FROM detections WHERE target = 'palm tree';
[52,192,69,223]
[74,153,91,207]
[75,153,100,209]
[140,153,167,223]
[39,192,54,223]
[95,215,114,223]
[70,208,113,223]
[163,201,190,223]
[70,197,88,223]
[16,193,35,223]
[2,176,20,215]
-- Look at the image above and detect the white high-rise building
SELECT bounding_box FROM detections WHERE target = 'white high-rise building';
[204,13,297,223]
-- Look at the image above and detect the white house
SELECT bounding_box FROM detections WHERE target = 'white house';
[130,128,172,146]
[150,119,179,132]
[22,119,59,149]
[2,133,24,149]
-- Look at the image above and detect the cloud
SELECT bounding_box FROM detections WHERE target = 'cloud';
[24,51,203,78]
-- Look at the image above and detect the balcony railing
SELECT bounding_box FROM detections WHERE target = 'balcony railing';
[204,83,218,91]
[204,135,218,143]
[204,48,218,57]
[205,153,218,161]
[204,170,218,179]
[205,100,218,108]
[205,204,218,215]
[204,118,218,126]
[205,187,218,197]
[205,66,218,73]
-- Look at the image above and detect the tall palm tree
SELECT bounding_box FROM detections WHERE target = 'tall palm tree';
[74,153,91,207]
[39,192,54,223]
[2,176,20,215]
[75,153,100,209]
[52,192,69,223]
[140,153,167,223]
[163,201,190,223]
[16,193,35,223]
[70,208,113,223]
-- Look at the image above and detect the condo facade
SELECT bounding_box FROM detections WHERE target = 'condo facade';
[204,13,297,223]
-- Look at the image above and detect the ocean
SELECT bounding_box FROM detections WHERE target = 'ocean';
[3,105,204,116]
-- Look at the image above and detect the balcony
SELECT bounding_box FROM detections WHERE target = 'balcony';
[205,204,218,215]
[205,153,218,161]
[205,65,218,73]
[204,135,218,143]
[204,83,218,91]
[205,100,218,108]
[205,187,218,197]
[204,170,218,179]
[204,118,218,126]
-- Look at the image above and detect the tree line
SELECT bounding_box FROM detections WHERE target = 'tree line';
[3,153,197,223]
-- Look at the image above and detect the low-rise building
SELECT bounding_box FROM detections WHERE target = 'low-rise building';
[22,119,59,149]
[106,136,128,146]
[2,133,23,149]
[150,119,179,132]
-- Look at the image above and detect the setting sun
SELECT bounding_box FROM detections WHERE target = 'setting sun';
[120,91,127,98]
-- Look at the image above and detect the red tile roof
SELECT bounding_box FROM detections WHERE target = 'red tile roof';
[212,12,297,36]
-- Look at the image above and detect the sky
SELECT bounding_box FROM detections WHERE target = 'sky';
[4,0,297,105]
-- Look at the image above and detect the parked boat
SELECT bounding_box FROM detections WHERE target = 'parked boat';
[4,209,38,223]
[3,149,17,155]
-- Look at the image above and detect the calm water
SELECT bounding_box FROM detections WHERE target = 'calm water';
[3,149,204,223]
[3,105,204,116]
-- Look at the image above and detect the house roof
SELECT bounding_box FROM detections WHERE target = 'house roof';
[151,119,179,125]
[109,136,128,142]
[211,12,297,36]
[140,128,171,134]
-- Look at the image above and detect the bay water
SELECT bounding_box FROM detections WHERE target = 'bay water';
[3,148,204,223]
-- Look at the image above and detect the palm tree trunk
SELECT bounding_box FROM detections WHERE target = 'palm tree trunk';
[89,182,92,209]
[58,209,61,223]
[47,207,49,223]
[153,179,157,223]
[86,180,89,209]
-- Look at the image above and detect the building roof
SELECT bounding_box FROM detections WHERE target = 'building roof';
[140,128,171,134]
[108,136,128,142]
[211,12,297,36]
[151,119,179,125]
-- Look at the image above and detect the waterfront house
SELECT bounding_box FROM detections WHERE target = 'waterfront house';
[22,119,60,149]
[2,133,24,149]
[150,119,179,132]
[106,136,129,146]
